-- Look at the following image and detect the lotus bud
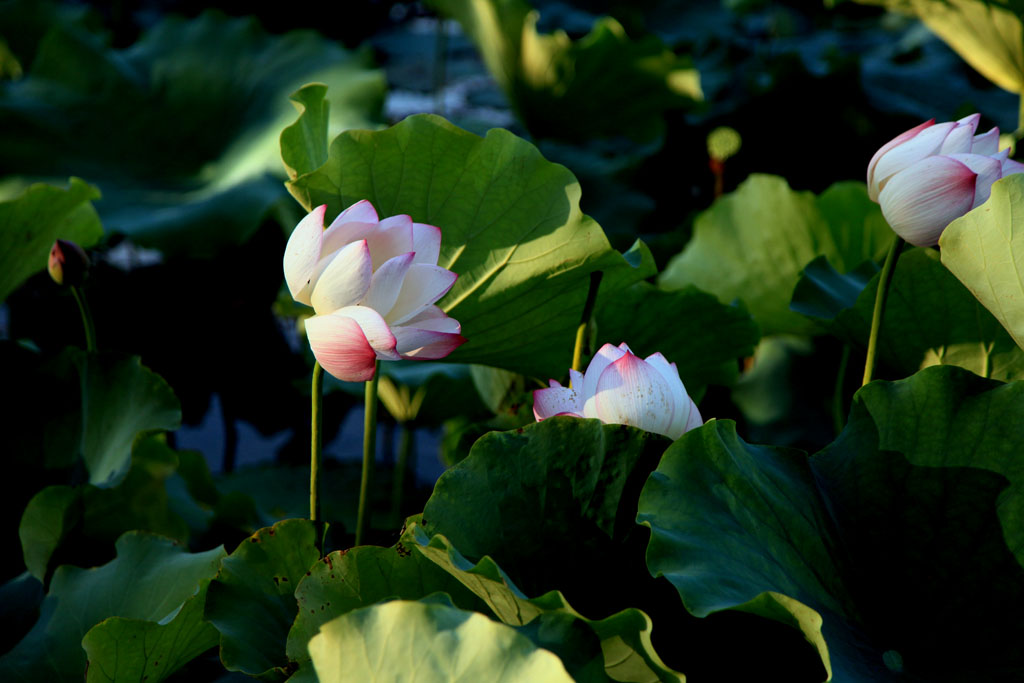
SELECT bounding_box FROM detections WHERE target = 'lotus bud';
[48,239,90,287]
[867,114,1024,246]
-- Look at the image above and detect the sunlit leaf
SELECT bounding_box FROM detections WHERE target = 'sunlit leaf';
[308,598,575,683]
[660,177,892,335]
[862,0,1024,93]
[285,536,491,681]
[283,96,651,377]
[941,173,1024,353]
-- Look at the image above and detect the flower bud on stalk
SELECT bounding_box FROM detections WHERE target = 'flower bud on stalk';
[48,239,90,287]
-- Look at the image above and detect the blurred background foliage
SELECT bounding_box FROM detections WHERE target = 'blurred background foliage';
[3,0,1024,679]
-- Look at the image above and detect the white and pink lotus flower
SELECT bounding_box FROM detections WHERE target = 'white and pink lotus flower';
[283,200,466,382]
[868,113,1024,247]
[533,342,703,440]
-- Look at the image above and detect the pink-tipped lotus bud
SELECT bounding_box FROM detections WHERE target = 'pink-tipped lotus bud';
[48,239,90,287]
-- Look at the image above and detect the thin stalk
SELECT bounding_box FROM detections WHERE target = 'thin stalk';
[571,272,604,379]
[71,286,96,352]
[390,423,413,525]
[309,362,324,523]
[832,344,851,435]
[1018,93,1024,139]
[356,360,381,546]
[862,236,904,386]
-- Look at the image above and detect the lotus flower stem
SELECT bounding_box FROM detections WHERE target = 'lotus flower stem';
[571,272,603,376]
[356,361,381,545]
[70,286,96,352]
[862,236,905,386]
[309,361,324,524]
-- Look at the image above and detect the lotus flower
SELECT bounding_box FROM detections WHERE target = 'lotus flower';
[533,342,703,440]
[283,201,466,382]
[867,113,1024,247]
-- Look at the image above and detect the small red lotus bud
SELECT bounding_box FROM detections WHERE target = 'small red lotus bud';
[48,239,90,287]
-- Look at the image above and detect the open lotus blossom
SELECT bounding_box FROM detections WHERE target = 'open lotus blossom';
[867,113,1024,247]
[283,201,466,382]
[533,342,703,440]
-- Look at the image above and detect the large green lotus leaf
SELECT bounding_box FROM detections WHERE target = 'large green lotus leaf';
[0,532,225,682]
[285,538,491,681]
[941,173,1024,353]
[0,177,102,302]
[205,518,320,680]
[283,94,649,377]
[794,247,1024,381]
[429,0,700,142]
[82,580,218,683]
[20,436,190,584]
[18,485,80,583]
[660,177,892,335]
[408,519,681,683]
[308,598,575,683]
[418,419,687,681]
[860,0,1024,93]
[76,352,181,488]
[0,10,384,255]
[639,365,1024,681]
[593,282,760,395]
[422,418,669,584]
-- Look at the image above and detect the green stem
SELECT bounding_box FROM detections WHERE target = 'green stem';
[309,362,324,524]
[571,272,604,379]
[832,344,850,435]
[71,286,96,352]
[356,360,381,546]
[862,236,904,386]
[1018,93,1024,139]
[390,422,413,525]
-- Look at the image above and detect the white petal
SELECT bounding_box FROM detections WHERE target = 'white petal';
[569,368,584,390]
[938,114,980,154]
[385,264,458,325]
[581,343,628,418]
[361,252,415,316]
[594,352,675,437]
[322,201,380,255]
[305,314,380,382]
[643,353,689,439]
[683,397,703,433]
[867,119,934,200]
[392,324,466,359]
[971,127,1000,156]
[283,205,326,306]
[870,121,957,198]
[878,156,977,247]
[332,305,400,360]
[335,199,379,224]
[366,215,414,270]
[309,240,373,315]
[946,153,1002,208]
[411,222,442,265]
[533,385,583,420]
[1003,157,1024,177]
